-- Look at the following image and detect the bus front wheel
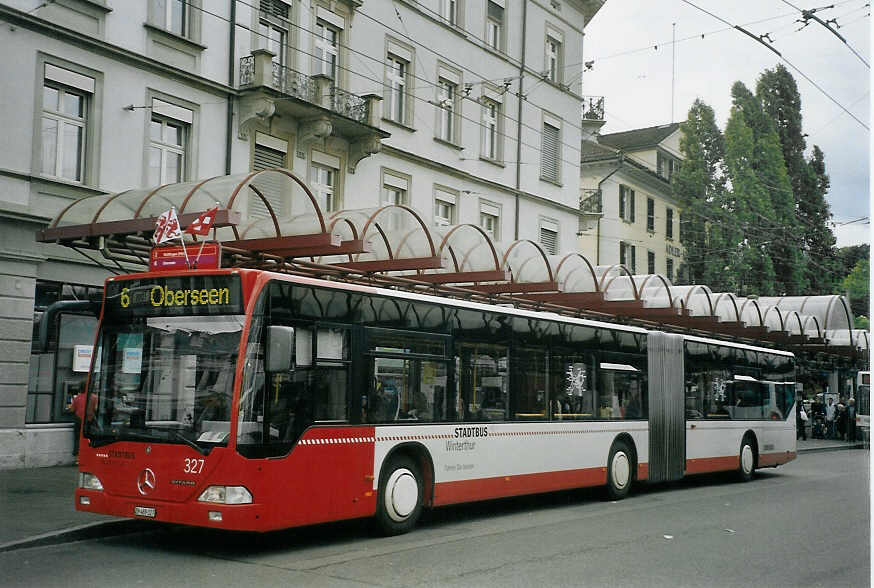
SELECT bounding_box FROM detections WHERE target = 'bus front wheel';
[606,439,635,500]
[738,435,757,482]
[375,454,424,535]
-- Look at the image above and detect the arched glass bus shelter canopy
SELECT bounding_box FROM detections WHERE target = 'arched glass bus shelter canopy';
[37,172,865,357]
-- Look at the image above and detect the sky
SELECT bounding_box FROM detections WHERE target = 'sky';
[581,0,870,248]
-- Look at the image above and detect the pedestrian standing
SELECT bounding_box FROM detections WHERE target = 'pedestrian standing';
[796,399,808,440]
[825,397,836,439]
[847,398,857,442]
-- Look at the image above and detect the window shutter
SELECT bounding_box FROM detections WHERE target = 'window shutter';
[619,188,625,220]
[630,191,636,222]
[539,227,557,255]
[541,122,560,181]
[250,143,286,220]
[260,0,289,19]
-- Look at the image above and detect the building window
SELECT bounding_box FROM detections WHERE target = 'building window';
[42,84,87,182]
[480,202,500,240]
[619,185,635,222]
[255,1,290,66]
[666,207,674,239]
[146,98,192,187]
[647,197,655,232]
[250,133,288,219]
[486,1,504,50]
[657,152,676,181]
[153,0,189,37]
[540,118,561,182]
[310,150,341,212]
[148,117,186,186]
[666,258,674,281]
[382,170,409,206]
[481,98,501,161]
[442,0,460,25]
[314,19,339,79]
[648,250,655,274]
[311,163,336,212]
[539,219,559,255]
[434,188,457,226]
[386,53,409,125]
[545,32,562,83]
[437,77,458,143]
[41,64,97,183]
[620,241,636,273]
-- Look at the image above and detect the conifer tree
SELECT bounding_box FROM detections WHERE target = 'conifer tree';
[672,100,727,287]
[757,65,836,293]
[723,97,777,295]
[732,80,805,294]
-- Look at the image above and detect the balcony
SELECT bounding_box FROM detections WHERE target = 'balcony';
[581,95,605,122]
[579,189,603,214]
[238,50,389,172]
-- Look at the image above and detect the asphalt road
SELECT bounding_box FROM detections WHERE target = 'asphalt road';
[1,450,868,588]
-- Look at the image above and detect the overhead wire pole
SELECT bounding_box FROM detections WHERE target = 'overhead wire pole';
[680,0,870,130]
[781,0,870,68]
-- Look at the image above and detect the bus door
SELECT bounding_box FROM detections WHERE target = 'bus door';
[363,329,451,423]
[647,332,685,483]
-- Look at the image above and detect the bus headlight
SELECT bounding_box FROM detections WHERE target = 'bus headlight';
[197,485,252,504]
[78,472,104,491]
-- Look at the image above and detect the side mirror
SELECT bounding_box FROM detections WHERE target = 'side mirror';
[265,326,295,373]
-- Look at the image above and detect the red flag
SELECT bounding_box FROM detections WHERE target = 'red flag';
[153,208,182,244]
[184,207,219,236]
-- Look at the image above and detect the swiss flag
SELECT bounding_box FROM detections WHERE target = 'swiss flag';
[184,207,219,236]
[153,208,182,244]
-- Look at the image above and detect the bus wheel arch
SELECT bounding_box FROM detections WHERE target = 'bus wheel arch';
[374,443,433,535]
[606,434,637,500]
[738,431,758,482]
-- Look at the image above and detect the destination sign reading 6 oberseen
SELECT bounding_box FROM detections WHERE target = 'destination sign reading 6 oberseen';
[104,275,243,317]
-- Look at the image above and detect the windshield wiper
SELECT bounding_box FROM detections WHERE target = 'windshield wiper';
[154,427,210,456]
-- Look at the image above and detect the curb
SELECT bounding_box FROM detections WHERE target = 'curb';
[797,443,867,454]
[0,519,153,554]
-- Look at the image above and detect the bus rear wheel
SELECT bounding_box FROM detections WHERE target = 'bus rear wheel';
[606,439,635,500]
[738,436,756,482]
[375,454,424,535]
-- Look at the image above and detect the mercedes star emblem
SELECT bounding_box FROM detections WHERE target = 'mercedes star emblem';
[137,468,156,496]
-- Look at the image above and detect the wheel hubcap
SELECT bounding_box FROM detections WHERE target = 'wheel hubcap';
[741,444,754,474]
[612,451,630,489]
[385,468,418,522]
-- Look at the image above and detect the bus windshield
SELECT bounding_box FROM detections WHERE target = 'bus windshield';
[86,314,244,452]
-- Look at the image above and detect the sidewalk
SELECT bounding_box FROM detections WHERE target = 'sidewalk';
[0,438,866,553]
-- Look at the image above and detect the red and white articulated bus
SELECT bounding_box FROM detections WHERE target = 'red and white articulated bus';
[75,269,797,535]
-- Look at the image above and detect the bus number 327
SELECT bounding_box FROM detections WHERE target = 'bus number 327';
[184,458,204,474]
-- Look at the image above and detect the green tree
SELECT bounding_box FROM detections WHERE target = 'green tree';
[801,146,840,292]
[841,257,870,322]
[757,65,837,293]
[673,99,727,287]
[723,92,776,295]
[732,81,804,294]
[838,244,870,278]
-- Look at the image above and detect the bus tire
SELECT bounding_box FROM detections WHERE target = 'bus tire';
[375,454,423,536]
[738,435,757,482]
[606,439,634,500]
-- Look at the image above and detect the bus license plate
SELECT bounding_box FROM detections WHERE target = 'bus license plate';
[134,506,156,518]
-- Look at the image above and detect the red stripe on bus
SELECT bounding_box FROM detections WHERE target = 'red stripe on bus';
[758,451,796,467]
[685,456,738,475]
[432,467,608,506]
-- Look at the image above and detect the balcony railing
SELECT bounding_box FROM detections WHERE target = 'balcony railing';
[581,95,605,122]
[239,55,369,125]
[580,189,602,214]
